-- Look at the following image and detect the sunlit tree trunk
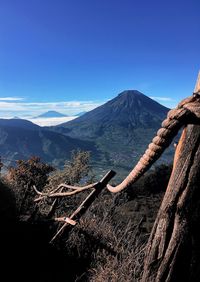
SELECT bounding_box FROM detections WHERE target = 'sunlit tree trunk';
[142,124,200,282]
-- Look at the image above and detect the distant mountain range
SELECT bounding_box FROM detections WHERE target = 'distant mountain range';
[34,111,68,118]
[0,91,174,178]
[0,118,97,167]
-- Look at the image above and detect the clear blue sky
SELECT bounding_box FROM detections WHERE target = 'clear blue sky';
[0,0,199,117]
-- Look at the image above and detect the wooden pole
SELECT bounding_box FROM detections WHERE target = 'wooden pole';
[50,170,116,242]
[142,88,200,281]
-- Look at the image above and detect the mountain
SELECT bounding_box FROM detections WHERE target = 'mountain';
[0,118,39,130]
[75,111,87,117]
[35,111,68,118]
[12,116,21,119]
[57,90,169,131]
[0,119,97,168]
[0,91,174,180]
[53,90,172,176]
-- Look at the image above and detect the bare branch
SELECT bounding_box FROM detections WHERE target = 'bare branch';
[33,185,43,195]
[54,216,77,225]
[34,182,98,202]
[56,182,98,190]
[49,170,116,242]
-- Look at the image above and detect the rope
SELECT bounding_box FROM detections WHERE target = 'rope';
[107,93,200,193]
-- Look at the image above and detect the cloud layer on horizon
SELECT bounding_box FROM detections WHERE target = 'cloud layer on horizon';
[28,116,77,126]
[0,95,177,119]
[0,99,104,118]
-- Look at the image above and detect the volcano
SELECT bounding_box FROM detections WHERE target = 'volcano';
[54,91,171,174]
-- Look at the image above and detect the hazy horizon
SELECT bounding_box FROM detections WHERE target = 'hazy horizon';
[0,90,174,126]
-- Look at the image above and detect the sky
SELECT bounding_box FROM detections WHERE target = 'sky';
[0,0,199,123]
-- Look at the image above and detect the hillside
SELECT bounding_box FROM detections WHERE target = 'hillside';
[53,90,172,176]
[0,119,97,167]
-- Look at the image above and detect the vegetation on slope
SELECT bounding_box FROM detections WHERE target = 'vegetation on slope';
[0,151,172,281]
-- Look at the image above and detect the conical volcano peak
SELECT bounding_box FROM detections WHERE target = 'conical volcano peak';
[114,89,169,113]
[58,89,169,131]
[118,90,144,97]
[116,90,151,104]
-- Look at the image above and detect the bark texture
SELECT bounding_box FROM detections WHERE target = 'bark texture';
[142,124,200,282]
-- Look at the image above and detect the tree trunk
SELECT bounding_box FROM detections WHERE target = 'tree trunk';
[142,124,200,282]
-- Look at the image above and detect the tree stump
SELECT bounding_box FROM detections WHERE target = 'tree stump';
[142,124,200,282]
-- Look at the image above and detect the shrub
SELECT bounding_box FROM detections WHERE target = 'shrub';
[36,150,94,217]
[7,156,54,215]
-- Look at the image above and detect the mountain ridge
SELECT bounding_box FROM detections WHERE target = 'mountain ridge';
[0,118,97,168]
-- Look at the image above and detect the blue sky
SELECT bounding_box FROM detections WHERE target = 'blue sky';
[0,0,199,118]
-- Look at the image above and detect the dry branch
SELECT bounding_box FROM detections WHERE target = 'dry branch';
[49,170,116,242]
[33,182,98,201]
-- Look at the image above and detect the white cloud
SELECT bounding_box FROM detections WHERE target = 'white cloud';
[0,97,24,101]
[0,102,26,110]
[150,96,174,101]
[28,116,78,126]
[0,100,103,118]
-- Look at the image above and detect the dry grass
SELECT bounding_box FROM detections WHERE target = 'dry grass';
[89,247,145,282]
[62,193,148,281]
[34,170,163,281]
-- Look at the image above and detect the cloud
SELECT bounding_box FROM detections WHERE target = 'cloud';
[150,96,175,101]
[0,102,26,110]
[0,100,104,118]
[0,97,24,101]
[28,116,77,126]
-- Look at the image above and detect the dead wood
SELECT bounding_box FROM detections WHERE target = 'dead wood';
[142,124,200,282]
